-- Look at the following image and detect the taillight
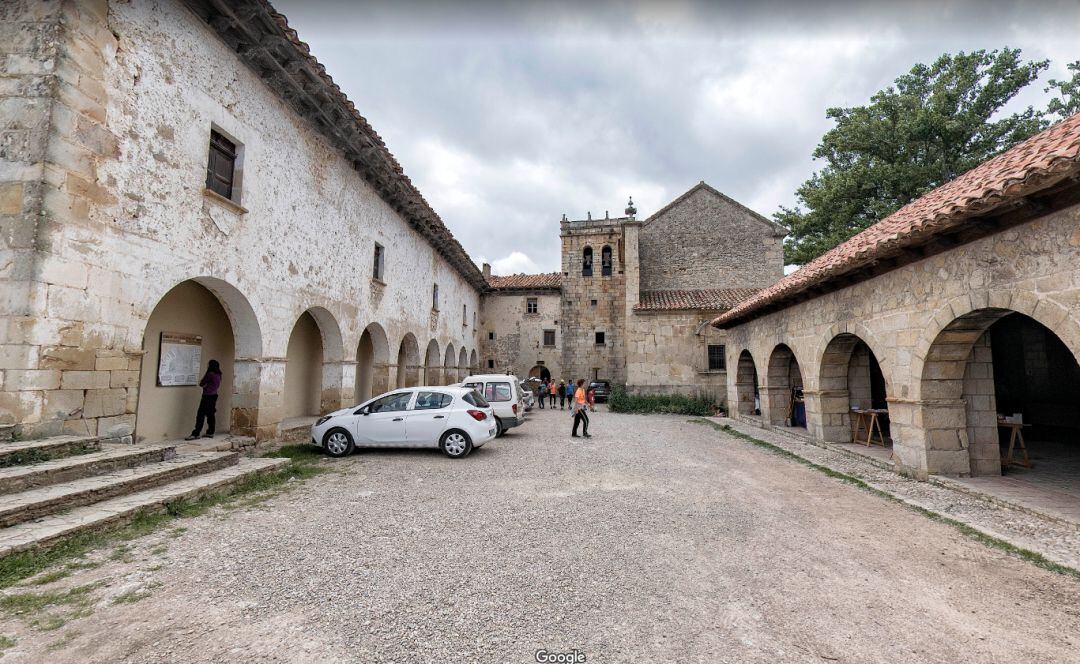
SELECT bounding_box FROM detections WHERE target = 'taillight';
[467,409,487,421]
[512,403,518,414]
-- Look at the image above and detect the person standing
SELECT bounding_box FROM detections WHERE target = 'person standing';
[548,379,557,408]
[564,380,574,408]
[537,380,546,409]
[558,380,567,410]
[587,385,596,412]
[571,378,591,438]
[186,359,222,440]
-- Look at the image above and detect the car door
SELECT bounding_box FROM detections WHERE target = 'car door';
[405,391,454,447]
[354,391,413,446]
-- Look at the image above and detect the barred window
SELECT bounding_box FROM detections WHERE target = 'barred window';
[708,344,726,371]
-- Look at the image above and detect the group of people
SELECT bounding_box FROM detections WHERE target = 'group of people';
[534,377,594,438]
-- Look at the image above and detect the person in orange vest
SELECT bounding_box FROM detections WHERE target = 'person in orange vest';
[571,378,590,438]
[548,378,558,408]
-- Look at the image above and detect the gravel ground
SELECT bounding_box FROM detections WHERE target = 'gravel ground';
[2,408,1079,663]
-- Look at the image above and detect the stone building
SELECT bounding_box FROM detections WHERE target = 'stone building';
[479,267,562,380]
[2,0,484,444]
[480,183,786,403]
[713,113,1080,484]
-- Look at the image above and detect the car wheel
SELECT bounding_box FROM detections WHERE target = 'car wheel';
[323,428,354,457]
[494,418,505,438]
[440,430,472,458]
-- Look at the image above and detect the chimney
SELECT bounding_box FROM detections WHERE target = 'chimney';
[482,262,491,280]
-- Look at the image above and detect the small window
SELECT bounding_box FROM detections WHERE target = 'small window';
[373,243,385,281]
[601,245,613,276]
[488,331,495,340]
[463,304,468,326]
[526,298,538,314]
[432,284,439,310]
[484,382,512,402]
[206,130,237,200]
[486,359,495,369]
[590,299,597,307]
[582,246,593,277]
[413,391,453,410]
[543,330,556,347]
[708,344,726,371]
[368,391,411,413]
[595,331,605,345]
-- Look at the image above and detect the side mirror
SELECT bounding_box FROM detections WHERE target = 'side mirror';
[355,406,369,416]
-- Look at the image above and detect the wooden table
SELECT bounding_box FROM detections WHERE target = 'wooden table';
[851,408,888,447]
[998,422,1033,469]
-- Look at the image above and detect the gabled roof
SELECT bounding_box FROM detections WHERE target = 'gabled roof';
[634,288,759,312]
[713,113,1080,328]
[487,273,563,291]
[644,181,788,237]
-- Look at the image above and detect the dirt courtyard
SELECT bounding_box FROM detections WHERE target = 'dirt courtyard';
[1,408,1078,663]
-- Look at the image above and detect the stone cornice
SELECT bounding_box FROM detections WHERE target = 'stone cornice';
[181,0,487,291]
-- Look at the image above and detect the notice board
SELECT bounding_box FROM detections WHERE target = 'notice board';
[158,332,203,386]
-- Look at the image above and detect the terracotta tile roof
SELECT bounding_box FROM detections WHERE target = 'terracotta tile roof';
[635,288,760,312]
[713,113,1080,328]
[487,273,563,290]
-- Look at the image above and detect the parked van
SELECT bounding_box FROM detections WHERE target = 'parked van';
[459,374,526,437]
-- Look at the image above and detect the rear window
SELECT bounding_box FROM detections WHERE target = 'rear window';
[463,391,490,408]
[413,391,453,410]
[484,382,512,402]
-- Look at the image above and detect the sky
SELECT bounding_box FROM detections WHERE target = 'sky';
[274,0,1080,275]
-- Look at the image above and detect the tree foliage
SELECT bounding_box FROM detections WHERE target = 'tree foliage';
[1046,60,1080,121]
[780,49,1054,265]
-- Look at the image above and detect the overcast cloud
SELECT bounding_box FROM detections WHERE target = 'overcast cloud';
[273,0,1080,274]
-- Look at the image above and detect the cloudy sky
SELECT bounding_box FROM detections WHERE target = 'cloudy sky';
[275,0,1079,275]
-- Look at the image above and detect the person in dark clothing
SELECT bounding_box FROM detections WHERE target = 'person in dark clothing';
[558,380,567,409]
[537,380,546,409]
[571,379,590,438]
[186,359,222,440]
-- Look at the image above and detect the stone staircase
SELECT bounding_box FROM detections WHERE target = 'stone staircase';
[0,435,288,558]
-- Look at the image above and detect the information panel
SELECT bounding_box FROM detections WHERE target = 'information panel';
[157,332,203,386]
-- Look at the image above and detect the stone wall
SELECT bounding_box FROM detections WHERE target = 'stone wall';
[0,0,482,442]
[624,310,729,402]
[722,202,1080,479]
[479,291,561,379]
[639,184,785,291]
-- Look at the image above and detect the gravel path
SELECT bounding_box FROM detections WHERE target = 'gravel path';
[3,408,1079,663]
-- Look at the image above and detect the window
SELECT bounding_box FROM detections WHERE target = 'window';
[463,304,467,326]
[601,245,613,276]
[367,391,412,413]
[462,391,489,408]
[526,298,538,314]
[595,331,605,345]
[205,129,237,200]
[488,331,496,340]
[708,344,726,371]
[413,391,453,410]
[582,246,593,277]
[432,284,439,310]
[590,299,597,307]
[543,330,556,347]
[483,381,512,402]
[373,243,385,281]
[487,359,495,369]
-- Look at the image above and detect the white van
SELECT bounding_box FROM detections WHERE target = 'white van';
[459,374,526,437]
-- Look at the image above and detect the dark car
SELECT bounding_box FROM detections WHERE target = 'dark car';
[588,380,611,403]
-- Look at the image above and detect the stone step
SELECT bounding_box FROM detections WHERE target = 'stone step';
[0,436,101,468]
[0,457,289,558]
[0,444,177,496]
[0,452,240,528]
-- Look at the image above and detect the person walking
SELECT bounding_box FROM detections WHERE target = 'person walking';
[185,359,222,440]
[537,380,546,409]
[564,380,574,409]
[548,379,557,408]
[558,380,567,410]
[571,378,591,438]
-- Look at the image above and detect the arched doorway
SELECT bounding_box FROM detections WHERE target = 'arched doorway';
[395,333,421,388]
[921,308,1080,478]
[284,311,323,419]
[735,350,759,416]
[818,333,889,444]
[766,344,805,428]
[424,339,441,386]
[529,365,551,381]
[469,349,478,374]
[443,344,456,384]
[354,323,389,404]
[136,278,261,442]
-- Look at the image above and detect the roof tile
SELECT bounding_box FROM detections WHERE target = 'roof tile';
[487,273,563,290]
[635,289,759,311]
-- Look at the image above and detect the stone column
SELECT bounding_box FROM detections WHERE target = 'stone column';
[231,358,285,443]
[763,386,789,425]
[320,360,348,413]
[372,362,392,396]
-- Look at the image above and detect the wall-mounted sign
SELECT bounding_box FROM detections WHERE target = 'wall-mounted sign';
[158,332,203,386]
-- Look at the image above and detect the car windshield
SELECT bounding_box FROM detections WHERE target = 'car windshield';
[462,391,490,408]
[484,382,513,402]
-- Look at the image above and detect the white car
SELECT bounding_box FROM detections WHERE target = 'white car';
[459,374,527,437]
[310,386,496,458]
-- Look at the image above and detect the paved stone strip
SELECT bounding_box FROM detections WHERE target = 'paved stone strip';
[0,452,239,528]
[708,417,1080,571]
[0,444,176,496]
[0,457,288,557]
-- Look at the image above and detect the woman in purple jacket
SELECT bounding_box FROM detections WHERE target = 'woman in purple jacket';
[185,359,222,440]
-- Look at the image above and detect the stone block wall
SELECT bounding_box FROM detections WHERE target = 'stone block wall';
[479,291,561,378]
[625,310,729,403]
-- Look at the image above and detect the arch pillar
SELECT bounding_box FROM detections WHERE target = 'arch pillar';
[372,362,393,397]
[321,360,349,413]
[231,357,285,443]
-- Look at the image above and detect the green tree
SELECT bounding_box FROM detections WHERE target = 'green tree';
[1046,60,1080,121]
[780,49,1049,265]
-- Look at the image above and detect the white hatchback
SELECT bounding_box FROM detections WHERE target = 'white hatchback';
[310,386,496,458]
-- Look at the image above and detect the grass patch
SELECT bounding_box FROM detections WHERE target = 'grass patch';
[111,587,154,605]
[47,630,79,651]
[148,545,167,556]
[0,635,14,654]
[0,442,97,469]
[0,582,102,631]
[690,418,1080,580]
[0,448,330,590]
[29,569,71,586]
[609,385,720,416]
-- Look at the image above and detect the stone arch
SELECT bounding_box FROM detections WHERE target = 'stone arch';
[424,339,441,386]
[443,343,456,384]
[284,311,328,419]
[601,244,613,276]
[918,306,1080,476]
[817,332,889,444]
[582,245,594,277]
[395,333,421,388]
[529,365,552,381]
[735,350,759,416]
[765,344,805,427]
[458,347,469,377]
[354,322,390,404]
[136,277,261,442]
[469,349,478,374]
